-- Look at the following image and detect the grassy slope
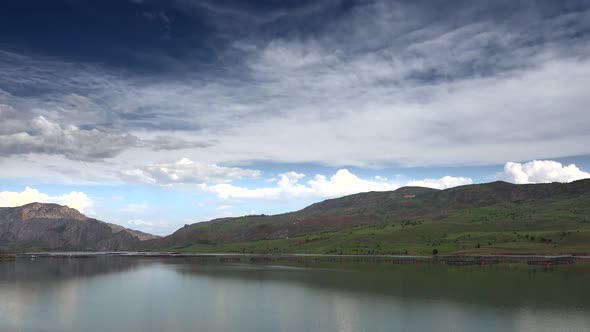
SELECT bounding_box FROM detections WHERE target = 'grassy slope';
[165,186,590,255]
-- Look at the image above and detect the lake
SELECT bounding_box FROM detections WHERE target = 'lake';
[1,256,589,332]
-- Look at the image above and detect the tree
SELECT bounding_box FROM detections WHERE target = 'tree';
[432,248,439,255]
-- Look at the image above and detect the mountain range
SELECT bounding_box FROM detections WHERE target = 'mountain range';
[2,180,590,254]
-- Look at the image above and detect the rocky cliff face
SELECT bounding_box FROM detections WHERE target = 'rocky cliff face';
[0,203,158,250]
[18,202,88,222]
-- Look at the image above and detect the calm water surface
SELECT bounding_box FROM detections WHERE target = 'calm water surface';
[1,257,589,332]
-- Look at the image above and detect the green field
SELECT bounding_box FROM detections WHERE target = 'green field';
[167,197,590,255]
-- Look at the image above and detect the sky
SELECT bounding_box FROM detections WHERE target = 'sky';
[1,0,590,235]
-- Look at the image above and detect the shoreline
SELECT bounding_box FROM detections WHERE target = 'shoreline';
[11,251,589,266]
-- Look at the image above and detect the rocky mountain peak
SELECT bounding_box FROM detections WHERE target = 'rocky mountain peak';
[18,202,88,222]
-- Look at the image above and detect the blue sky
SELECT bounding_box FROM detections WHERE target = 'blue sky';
[1,0,590,235]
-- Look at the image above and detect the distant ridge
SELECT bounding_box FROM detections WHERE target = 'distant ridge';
[139,179,590,254]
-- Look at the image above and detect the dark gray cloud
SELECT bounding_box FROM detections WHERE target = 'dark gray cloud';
[0,117,137,160]
[142,136,217,151]
[0,104,211,160]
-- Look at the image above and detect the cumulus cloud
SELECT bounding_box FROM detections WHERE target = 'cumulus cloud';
[211,171,313,199]
[122,157,261,185]
[497,160,590,184]
[210,169,472,200]
[0,187,93,213]
[306,169,400,197]
[407,176,473,190]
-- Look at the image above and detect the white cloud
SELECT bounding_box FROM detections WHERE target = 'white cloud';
[407,176,473,190]
[497,160,590,184]
[210,169,472,200]
[0,187,93,213]
[122,157,261,185]
[0,187,49,207]
[211,171,313,199]
[127,219,155,227]
[307,169,400,197]
[54,191,93,214]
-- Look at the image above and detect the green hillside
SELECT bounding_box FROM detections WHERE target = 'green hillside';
[142,179,590,255]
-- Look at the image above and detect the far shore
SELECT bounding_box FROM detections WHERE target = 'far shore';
[5,251,588,266]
